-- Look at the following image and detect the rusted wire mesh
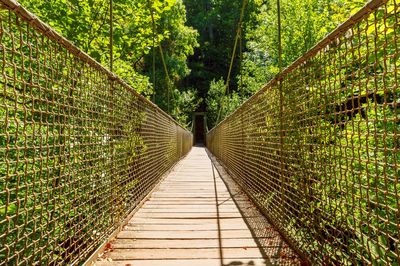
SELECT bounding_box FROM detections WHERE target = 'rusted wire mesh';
[207,0,399,264]
[0,0,192,265]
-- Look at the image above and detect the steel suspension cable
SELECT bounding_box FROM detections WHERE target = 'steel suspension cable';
[277,0,282,71]
[159,44,171,113]
[109,0,113,72]
[277,0,285,217]
[216,0,248,123]
[225,0,247,95]
[239,26,243,97]
[147,0,157,103]
[146,0,172,113]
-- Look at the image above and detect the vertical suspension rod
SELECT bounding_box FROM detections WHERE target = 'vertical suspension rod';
[148,0,157,103]
[225,0,248,95]
[277,0,282,71]
[239,26,243,97]
[277,0,285,213]
[109,0,113,72]
[216,0,247,123]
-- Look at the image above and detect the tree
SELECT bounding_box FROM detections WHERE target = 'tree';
[18,0,201,126]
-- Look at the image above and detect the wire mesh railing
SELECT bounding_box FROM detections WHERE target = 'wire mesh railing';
[0,0,192,264]
[207,0,399,264]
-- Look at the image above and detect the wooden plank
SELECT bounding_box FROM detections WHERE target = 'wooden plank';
[96,147,299,265]
[111,238,261,249]
[133,212,246,219]
[127,223,258,232]
[128,217,246,225]
[137,210,241,214]
[136,208,241,213]
[117,229,254,239]
[151,193,231,197]
[107,247,264,260]
[141,205,238,208]
[138,207,239,212]
[144,200,245,205]
[95,258,268,266]
[147,194,230,198]
[155,189,227,193]
[158,180,216,183]
[145,198,240,202]
[123,223,247,231]
[141,202,239,206]
[156,186,227,189]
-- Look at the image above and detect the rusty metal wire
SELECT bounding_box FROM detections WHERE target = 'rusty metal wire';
[207,0,399,264]
[0,0,192,265]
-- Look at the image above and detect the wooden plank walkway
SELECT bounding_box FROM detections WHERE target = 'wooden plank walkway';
[95,146,300,266]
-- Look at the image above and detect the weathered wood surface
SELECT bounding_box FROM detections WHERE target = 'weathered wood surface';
[95,146,301,266]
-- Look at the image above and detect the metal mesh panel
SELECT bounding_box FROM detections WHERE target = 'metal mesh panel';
[0,1,192,264]
[207,0,399,264]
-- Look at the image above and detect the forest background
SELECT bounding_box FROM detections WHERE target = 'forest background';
[18,0,366,128]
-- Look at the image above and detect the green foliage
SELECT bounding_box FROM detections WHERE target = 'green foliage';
[18,0,200,126]
[171,88,203,127]
[206,0,369,129]
[241,0,367,93]
[206,78,242,126]
[149,0,201,124]
[183,0,257,109]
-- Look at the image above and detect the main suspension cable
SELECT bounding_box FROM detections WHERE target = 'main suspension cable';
[239,26,243,97]
[216,0,248,123]
[147,0,157,103]
[159,45,171,113]
[225,0,247,95]
[146,0,172,113]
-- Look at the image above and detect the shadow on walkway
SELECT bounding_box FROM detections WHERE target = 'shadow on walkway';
[207,149,302,266]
